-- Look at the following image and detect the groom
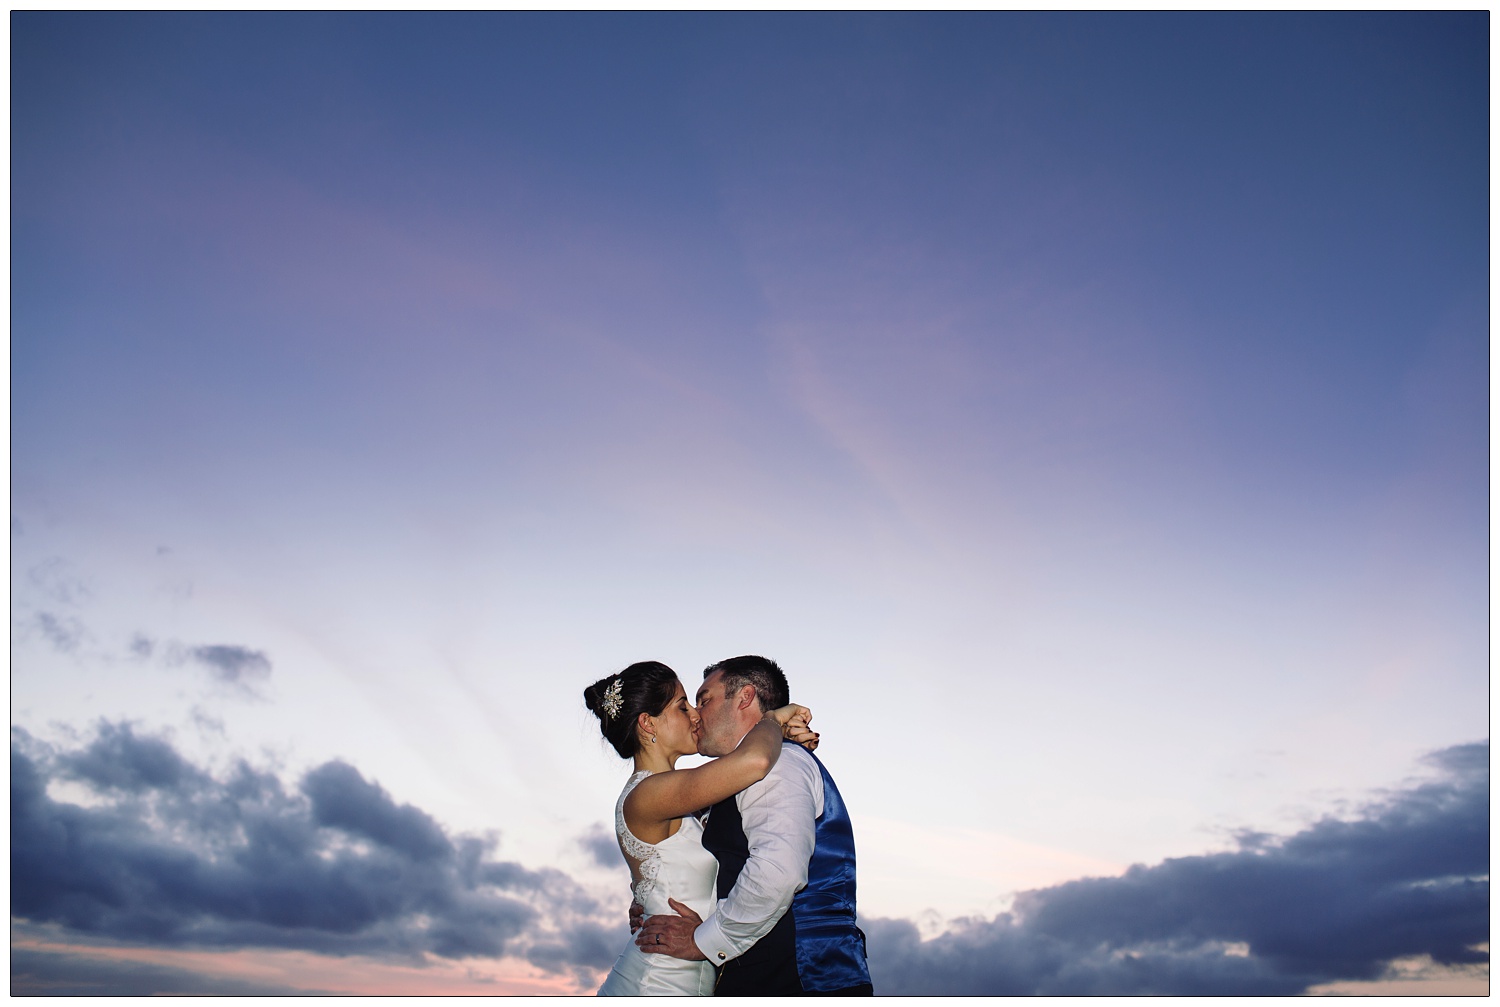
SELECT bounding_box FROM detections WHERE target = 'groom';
[635,655,873,995]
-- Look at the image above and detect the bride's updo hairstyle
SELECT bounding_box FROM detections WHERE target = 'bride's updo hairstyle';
[584,661,679,758]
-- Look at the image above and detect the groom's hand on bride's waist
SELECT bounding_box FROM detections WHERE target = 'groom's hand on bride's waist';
[635,899,708,961]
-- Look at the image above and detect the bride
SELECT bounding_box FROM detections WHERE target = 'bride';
[584,661,815,996]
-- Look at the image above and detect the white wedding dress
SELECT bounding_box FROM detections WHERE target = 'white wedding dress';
[597,770,719,996]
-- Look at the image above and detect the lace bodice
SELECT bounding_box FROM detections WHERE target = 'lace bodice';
[599,770,720,996]
[612,770,718,913]
[616,771,661,904]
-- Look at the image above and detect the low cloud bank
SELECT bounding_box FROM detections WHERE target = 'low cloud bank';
[12,723,623,986]
[865,742,1488,994]
[12,726,1486,995]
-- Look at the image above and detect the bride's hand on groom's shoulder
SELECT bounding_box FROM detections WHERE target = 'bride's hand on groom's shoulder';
[772,704,819,751]
[770,703,811,728]
[787,721,819,751]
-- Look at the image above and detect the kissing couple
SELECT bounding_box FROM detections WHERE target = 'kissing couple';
[583,656,873,996]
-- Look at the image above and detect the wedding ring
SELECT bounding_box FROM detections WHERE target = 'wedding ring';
[656,935,662,945]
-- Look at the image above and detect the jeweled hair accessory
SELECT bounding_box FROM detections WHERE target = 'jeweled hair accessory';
[601,677,624,721]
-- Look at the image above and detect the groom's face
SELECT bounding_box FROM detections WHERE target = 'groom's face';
[694,670,751,758]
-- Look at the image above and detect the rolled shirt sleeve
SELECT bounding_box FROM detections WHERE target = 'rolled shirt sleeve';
[693,744,825,964]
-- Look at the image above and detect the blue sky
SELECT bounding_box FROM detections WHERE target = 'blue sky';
[11,13,1488,995]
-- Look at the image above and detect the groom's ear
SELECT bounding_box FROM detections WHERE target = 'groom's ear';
[736,685,758,712]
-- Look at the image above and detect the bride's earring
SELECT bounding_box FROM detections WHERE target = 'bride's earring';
[650,734,657,744]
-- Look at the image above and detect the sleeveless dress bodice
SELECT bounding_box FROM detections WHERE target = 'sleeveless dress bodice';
[597,771,719,996]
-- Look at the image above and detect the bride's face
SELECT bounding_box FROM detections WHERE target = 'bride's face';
[651,680,702,757]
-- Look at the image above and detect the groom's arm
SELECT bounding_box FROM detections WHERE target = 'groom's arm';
[692,745,824,965]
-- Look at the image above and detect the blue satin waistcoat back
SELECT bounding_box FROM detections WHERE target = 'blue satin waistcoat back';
[792,744,872,992]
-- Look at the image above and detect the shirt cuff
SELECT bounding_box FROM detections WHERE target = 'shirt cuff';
[693,916,735,965]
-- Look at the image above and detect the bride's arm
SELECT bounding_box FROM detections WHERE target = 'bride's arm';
[627,707,809,826]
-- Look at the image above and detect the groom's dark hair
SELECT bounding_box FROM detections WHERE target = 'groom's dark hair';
[705,655,789,712]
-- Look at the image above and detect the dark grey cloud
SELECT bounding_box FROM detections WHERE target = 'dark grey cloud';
[578,823,625,870]
[303,760,452,863]
[14,724,1483,995]
[56,721,209,794]
[186,644,271,686]
[11,723,626,976]
[524,920,626,988]
[865,741,1489,995]
[10,946,332,996]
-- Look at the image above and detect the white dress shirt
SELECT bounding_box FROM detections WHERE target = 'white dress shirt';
[693,743,825,964]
